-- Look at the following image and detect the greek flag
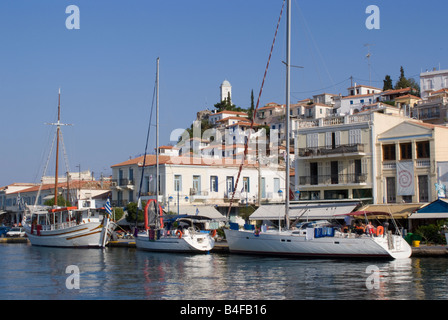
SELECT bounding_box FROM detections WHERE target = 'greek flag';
[105,198,112,217]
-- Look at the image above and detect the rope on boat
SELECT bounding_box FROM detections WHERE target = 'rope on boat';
[226,0,286,219]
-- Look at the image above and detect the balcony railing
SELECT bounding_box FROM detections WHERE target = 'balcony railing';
[298,144,365,157]
[189,189,209,197]
[299,173,367,186]
[111,179,134,187]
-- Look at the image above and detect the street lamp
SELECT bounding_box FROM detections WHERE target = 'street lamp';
[168,196,173,213]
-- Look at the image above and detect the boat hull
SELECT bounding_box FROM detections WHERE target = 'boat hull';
[24,221,115,248]
[224,229,411,259]
[136,232,214,253]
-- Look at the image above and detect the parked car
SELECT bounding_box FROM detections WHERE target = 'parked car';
[0,226,11,238]
[6,227,26,237]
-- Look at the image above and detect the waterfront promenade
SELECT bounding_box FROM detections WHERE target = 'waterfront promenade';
[1,237,447,257]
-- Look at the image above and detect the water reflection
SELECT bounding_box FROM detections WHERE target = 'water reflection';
[1,244,448,300]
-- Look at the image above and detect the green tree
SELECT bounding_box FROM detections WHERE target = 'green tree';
[247,90,255,120]
[125,201,145,224]
[44,195,72,207]
[394,66,420,96]
[213,92,247,113]
[383,75,393,91]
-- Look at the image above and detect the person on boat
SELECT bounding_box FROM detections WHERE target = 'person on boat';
[366,222,375,236]
[354,222,365,235]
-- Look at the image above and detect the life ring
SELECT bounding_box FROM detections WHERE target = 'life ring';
[211,230,217,237]
[376,226,384,237]
[175,229,183,239]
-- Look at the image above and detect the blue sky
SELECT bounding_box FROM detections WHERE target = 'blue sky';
[1,0,447,186]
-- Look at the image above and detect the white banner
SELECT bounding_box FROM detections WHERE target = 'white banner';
[397,161,415,195]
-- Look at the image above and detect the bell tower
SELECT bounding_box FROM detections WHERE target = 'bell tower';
[220,79,232,103]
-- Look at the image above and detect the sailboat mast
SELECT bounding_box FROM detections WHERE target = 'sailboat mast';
[285,0,291,229]
[54,88,61,207]
[156,57,160,210]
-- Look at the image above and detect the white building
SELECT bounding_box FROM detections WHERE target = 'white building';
[420,69,448,100]
[110,154,286,210]
[334,84,382,115]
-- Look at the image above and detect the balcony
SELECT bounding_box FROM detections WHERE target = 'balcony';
[298,144,365,158]
[111,179,135,190]
[189,189,209,201]
[299,173,367,186]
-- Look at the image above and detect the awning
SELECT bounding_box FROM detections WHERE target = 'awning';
[356,204,422,219]
[176,205,226,221]
[409,199,448,219]
[249,202,359,220]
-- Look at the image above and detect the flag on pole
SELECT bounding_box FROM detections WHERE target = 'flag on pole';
[105,198,112,217]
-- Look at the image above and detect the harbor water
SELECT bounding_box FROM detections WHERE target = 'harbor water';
[1,243,447,300]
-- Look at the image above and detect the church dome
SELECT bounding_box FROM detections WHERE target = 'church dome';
[221,80,231,87]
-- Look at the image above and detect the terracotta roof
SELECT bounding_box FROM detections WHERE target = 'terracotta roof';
[217,116,249,122]
[394,94,421,100]
[342,93,377,100]
[258,104,284,110]
[210,110,248,116]
[430,88,448,95]
[347,84,382,90]
[381,87,411,95]
[8,180,111,195]
[111,154,260,168]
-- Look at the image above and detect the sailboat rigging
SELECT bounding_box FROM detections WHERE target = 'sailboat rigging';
[23,89,116,248]
[135,58,215,253]
[223,0,412,259]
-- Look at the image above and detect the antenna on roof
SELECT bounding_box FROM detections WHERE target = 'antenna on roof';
[364,43,375,86]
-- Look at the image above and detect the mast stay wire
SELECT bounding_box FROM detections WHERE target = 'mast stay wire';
[137,67,158,213]
[226,0,286,219]
[293,0,335,89]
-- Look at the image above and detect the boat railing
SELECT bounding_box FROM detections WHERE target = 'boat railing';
[40,221,79,231]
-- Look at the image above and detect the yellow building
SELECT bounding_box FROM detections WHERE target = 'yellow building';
[376,121,448,204]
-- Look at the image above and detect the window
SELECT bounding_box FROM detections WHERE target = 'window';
[306,133,319,148]
[226,176,234,194]
[400,143,412,160]
[274,178,280,193]
[416,141,430,159]
[349,129,362,145]
[324,190,348,200]
[382,144,396,161]
[386,177,396,203]
[243,177,250,192]
[210,176,218,192]
[174,175,182,192]
[193,175,201,193]
[418,175,429,202]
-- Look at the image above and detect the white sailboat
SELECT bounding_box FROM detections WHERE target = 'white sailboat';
[23,89,116,248]
[224,0,411,259]
[135,200,215,253]
[135,58,215,253]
